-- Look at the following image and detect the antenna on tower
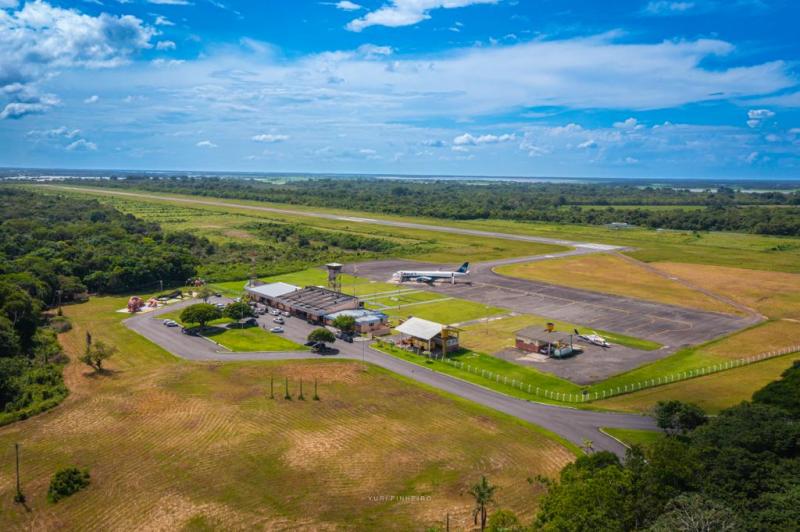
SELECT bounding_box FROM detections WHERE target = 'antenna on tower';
[326,263,343,293]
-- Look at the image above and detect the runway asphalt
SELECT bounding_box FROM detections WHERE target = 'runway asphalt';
[126,299,657,458]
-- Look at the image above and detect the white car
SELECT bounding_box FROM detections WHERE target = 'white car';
[281,311,290,317]
[269,326,284,333]
[162,319,178,327]
[273,317,285,324]
[269,309,280,316]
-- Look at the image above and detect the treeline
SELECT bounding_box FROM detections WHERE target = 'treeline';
[532,360,800,531]
[60,177,800,236]
[0,188,210,296]
[0,188,212,424]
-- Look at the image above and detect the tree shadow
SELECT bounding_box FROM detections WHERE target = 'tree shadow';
[198,326,229,338]
[82,367,121,379]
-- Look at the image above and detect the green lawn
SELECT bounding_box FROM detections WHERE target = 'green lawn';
[202,325,306,352]
[378,298,506,325]
[374,343,582,404]
[602,428,664,448]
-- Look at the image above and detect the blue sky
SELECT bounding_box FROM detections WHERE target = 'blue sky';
[1,0,799,178]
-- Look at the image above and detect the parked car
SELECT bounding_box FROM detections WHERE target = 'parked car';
[163,319,178,327]
[273,317,285,324]
[243,317,258,326]
[281,311,290,317]
[269,309,280,316]
[214,292,222,297]
[270,326,284,333]
[180,327,198,336]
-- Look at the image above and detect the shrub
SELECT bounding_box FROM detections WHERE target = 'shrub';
[49,316,72,333]
[48,467,90,503]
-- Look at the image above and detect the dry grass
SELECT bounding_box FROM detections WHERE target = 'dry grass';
[701,319,800,360]
[654,262,800,320]
[0,296,573,530]
[495,254,740,315]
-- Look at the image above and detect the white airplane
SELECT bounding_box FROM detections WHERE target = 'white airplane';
[393,262,470,284]
[574,328,611,348]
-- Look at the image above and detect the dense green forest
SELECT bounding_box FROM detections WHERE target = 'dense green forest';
[533,360,800,531]
[57,177,800,236]
[0,188,210,423]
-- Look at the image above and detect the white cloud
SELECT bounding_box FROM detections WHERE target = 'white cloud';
[747,108,775,128]
[642,1,696,15]
[0,1,154,118]
[84,94,99,104]
[613,117,644,130]
[453,132,515,145]
[156,40,176,51]
[252,133,289,143]
[26,126,81,139]
[196,140,218,148]
[334,1,362,11]
[745,151,759,164]
[65,138,97,151]
[0,0,19,9]
[347,0,499,32]
[578,139,598,149]
[153,15,174,26]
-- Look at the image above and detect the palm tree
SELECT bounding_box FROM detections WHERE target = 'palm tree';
[469,475,496,531]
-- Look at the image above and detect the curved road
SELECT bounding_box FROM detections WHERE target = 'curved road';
[127,300,657,458]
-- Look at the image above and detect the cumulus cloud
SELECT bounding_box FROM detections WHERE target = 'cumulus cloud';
[578,139,598,149]
[66,138,97,151]
[746,108,775,128]
[0,0,19,8]
[196,140,218,148]
[0,1,154,118]
[156,40,176,51]
[613,117,644,130]
[1,101,47,119]
[453,132,515,145]
[333,1,362,11]
[347,0,499,32]
[252,133,289,143]
[84,94,99,104]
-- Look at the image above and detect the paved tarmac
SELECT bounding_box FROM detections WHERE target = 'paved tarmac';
[346,259,756,350]
[127,299,657,458]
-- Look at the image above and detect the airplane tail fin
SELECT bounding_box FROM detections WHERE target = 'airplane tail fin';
[457,262,470,273]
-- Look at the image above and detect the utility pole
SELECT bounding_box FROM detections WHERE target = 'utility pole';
[159,279,163,292]
[14,443,24,504]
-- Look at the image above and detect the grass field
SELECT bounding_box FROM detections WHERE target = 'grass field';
[0,296,576,530]
[601,428,664,448]
[495,254,739,315]
[595,352,800,414]
[203,326,306,352]
[654,262,800,320]
[373,298,507,326]
[42,187,566,264]
[459,314,662,353]
[375,343,581,400]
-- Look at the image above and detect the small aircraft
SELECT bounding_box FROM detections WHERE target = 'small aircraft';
[393,262,470,284]
[574,328,611,348]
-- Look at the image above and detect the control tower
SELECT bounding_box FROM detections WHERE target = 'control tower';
[326,263,343,293]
